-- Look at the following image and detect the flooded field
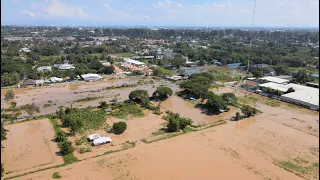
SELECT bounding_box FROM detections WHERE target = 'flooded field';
[1,119,63,177]
[2,82,319,180]
[1,76,179,116]
[160,95,239,125]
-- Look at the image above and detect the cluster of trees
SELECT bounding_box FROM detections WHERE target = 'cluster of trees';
[180,72,214,99]
[163,111,193,132]
[129,86,173,105]
[56,107,106,135]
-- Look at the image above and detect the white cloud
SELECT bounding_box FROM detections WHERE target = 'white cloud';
[153,2,166,8]
[143,16,151,20]
[20,10,36,17]
[102,3,132,20]
[45,0,90,18]
[153,0,182,8]
[176,2,183,8]
[30,2,40,9]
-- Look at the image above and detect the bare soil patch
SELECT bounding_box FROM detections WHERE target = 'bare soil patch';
[1,119,63,178]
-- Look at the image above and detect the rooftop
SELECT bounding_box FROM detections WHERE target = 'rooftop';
[260,76,289,84]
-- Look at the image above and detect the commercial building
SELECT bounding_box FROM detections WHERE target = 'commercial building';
[259,76,289,84]
[257,82,319,110]
[123,58,145,67]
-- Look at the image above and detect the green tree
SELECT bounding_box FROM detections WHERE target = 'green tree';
[167,118,180,132]
[55,130,67,142]
[112,122,127,134]
[129,90,150,105]
[59,141,74,155]
[1,163,4,177]
[180,81,208,99]
[251,68,263,78]
[241,105,257,117]
[100,66,115,74]
[206,93,228,113]
[221,93,237,105]
[5,90,14,100]
[152,86,173,100]
[235,112,241,120]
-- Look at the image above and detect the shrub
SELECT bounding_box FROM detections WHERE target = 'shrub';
[62,153,78,164]
[55,130,67,142]
[112,122,127,134]
[74,136,88,146]
[164,111,192,132]
[167,118,180,132]
[52,172,62,179]
[235,112,241,120]
[5,90,14,100]
[241,105,257,117]
[59,141,74,155]
[78,146,92,154]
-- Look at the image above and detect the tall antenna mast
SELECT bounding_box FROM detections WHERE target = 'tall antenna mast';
[247,0,257,74]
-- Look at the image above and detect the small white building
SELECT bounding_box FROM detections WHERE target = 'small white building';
[50,77,64,83]
[19,47,31,53]
[58,64,75,70]
[37,66,52,72]
[93,137,112,146]
[81,73,102,81]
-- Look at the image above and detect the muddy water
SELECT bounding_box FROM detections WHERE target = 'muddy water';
[1,119,63,175]
[161,96,237,125]
[2,78,179,116]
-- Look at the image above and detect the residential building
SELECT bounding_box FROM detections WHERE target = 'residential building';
[37,66,52,72]
[19,47,31,53]
[50,77,64,83]
[54,64,75,70]
[22,79,36,86]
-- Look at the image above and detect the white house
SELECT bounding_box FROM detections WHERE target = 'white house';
[81,73,102,81]
[37,66,52,72]
[50,77,64,83]
[57,64,75,70]
[19,47,31,53]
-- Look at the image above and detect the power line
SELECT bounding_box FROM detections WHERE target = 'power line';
[247,0,257,74]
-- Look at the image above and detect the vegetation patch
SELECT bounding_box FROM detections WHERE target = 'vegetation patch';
[57,107,106,134]
[52,172,62,179]
[111,103,144,119]
[274,158,319,179]
[75,96,99,102]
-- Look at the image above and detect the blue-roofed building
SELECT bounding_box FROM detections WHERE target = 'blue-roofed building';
[181,69,200,77]
[311,74,319,79]
[227,63,242,67]
[214,61,222,66]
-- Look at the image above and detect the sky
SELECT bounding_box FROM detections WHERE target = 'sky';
[1,0,319,27]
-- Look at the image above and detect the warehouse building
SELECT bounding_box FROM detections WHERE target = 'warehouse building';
[257,82,319,110]
[81,74,102,81]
